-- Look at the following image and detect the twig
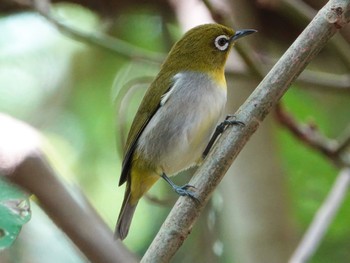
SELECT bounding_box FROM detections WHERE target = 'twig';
[334,124,350,156]
[0,114,137,263]
[274,104,336,157]
[276,101,350,263]
[289,168,350,263]
[274,104,350,167]
[141,1,350,262]
[12,0,165,62]
[244,53,350,90]
[46,16,164,62]
[297,70,350,90]
[278,0,317,27]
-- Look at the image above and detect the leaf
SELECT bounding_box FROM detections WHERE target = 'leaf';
[0,178,31,250]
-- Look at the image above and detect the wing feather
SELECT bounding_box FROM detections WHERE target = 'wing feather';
[118,72,174,186]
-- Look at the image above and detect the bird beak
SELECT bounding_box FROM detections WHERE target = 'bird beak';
[230,29,257,42]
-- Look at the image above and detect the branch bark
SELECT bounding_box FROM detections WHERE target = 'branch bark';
[141,0,350,262]
[0,114,137,263]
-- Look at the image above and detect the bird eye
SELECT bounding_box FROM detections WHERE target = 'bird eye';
[214,35,230,51]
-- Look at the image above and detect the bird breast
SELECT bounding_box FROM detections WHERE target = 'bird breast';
[136,71,227,175]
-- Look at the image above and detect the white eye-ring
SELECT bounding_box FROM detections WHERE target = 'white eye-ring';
[214,35,230,51]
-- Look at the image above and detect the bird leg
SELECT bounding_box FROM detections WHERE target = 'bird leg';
[161,173,199,202]
[202,115,245,158]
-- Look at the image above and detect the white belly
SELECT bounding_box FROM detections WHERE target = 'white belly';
[136,71,227,175]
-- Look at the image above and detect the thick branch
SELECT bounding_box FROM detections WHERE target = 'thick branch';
[205,0,350,91]
[280,0,350,70]
[0,114,137,263]
[141,1,350,262]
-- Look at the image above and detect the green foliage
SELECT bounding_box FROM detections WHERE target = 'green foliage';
[1,2,349,262]
[278,87,350,262]
[1,4,171,258]
[115,11,167,52]
[0,178,30,250]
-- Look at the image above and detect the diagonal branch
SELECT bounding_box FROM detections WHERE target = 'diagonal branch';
[289,168,350,263]
[274,104,337,157]
[274,103,350,167]
[0,114,137,263]
[204,0,350,91]
[11,0,165,62]
[141,1,350,262]
[280,0,350,70]
[334,125,350,156]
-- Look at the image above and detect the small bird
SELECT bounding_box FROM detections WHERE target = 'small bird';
[115,23,256,240]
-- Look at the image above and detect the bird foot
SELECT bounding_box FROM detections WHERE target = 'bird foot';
[174,184,200,203]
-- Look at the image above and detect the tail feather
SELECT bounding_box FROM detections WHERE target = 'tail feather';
[115,185,138,240]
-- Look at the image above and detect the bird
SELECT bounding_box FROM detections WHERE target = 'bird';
[115,23,256,240]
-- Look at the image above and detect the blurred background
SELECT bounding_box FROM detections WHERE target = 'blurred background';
[0,0,350,262]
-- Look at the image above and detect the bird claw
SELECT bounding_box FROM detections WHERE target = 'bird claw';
[174,184,200,204]
[224,115,245,127]
[182,184,196,190]
[216,116,244,133]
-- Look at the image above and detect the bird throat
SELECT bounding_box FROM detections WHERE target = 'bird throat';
[209,68,227,89]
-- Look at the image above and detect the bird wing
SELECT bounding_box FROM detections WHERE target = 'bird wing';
[118,72,173,186]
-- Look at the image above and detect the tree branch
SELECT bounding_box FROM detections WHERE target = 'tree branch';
[11,0,165,62]
[274,103,350,167]
[289,168,350,263]
[45,15,164,62]
[204,0,350,91]
[274,104,336,157]
[141,1,350,262]
[0,114,137,263]
[275,0,350,70]
[334,125,350,156]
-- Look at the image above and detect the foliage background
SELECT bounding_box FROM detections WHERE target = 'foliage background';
[0,0,349,262]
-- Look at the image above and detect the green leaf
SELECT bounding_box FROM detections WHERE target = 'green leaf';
[0,178,31,250]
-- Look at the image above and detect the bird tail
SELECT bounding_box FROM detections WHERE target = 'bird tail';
[115,183,138,240]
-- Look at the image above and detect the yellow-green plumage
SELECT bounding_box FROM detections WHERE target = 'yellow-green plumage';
[115,23,256,240]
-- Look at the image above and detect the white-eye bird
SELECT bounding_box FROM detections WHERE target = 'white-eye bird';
[115,23,256,240]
